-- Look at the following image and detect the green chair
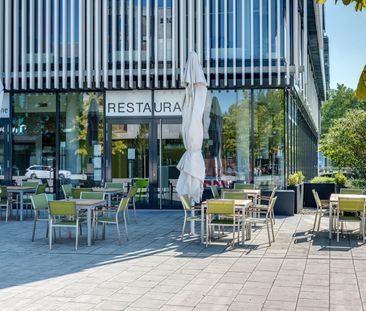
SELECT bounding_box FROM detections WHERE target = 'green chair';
[35,184,46,195]
[30,193,49,241]
[222,191,248,200]
[180,195,201,241]
[49,201,80,250]
[22,181,40,188]
[95,197,130,244]
[133,178,149,200]
[234,183,255,190]
[72,188,92,199]
[340,188,364,195]
[210,185,220,199]
[0,186,10,223]
[336,197,366,242]
[127,186,138,218]
[62,184,73,199]
[80,191,105,200]
[246,197,277,246]
[206,199,241,247]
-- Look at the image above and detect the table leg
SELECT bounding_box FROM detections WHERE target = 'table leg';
[241,207,246,245]
[329,204,333,240]
[87,208,92,246]
[108,194,111,207]
[201,205,204,244]
[20,192,24,221]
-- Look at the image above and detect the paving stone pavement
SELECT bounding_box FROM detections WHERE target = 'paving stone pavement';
[1,210,366,311]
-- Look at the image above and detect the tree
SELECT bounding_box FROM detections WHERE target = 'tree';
[317,0,366,11]
[321,84,366,135]
[320,109,366,178]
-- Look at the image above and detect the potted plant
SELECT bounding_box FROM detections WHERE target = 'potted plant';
[287,172,303,213]
[304,176,336,208]
[334,172,347,193]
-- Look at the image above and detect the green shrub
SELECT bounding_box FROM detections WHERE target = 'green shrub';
[288,173,300,186]
[297,171,305,183]
[310,176,335,183]
[334,173,347,186]
[349,179,366,190]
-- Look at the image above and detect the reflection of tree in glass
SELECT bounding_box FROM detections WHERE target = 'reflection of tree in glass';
[254,90,284,173]
[134,124,149,178]
[71,93,126,156]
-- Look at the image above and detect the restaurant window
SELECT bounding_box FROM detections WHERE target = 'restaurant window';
[60,92,104,187]
[203,89,252,187]
[12,93,57,185]
[253,89,285,188]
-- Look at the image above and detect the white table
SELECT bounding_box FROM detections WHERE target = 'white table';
[63,199,106,246]
[200,199,253,244]
[328,193,366,239]
[92,187,124,207]
[7,186,37,221]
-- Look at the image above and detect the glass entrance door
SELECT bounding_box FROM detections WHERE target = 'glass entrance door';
[158,119,185,209]
[110,122,151,207]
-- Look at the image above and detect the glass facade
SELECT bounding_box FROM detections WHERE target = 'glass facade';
[4,88,318,205]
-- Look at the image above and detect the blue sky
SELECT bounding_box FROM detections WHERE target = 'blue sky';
[325,2,366,90]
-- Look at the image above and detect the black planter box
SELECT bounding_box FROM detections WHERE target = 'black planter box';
[303,182,336,208]
[261,190,295,216]
[287,184,303,214]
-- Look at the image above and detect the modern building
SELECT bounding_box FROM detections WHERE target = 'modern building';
[0,0,329,208]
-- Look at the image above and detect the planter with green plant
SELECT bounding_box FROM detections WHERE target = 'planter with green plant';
[287,172,304,213]
[303,176,336,208]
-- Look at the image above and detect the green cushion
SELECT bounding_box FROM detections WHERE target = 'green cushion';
[54,220,78,226]
[97,217,116,223]
[211,219,236,225]
[339,215,361,221]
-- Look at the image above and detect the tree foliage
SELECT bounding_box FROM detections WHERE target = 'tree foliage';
[317,0,366,11]
[320,109,366,178]
[321,84,366,135]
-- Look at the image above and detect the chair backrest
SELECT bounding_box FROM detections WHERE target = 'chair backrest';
[35,184,47,195]
[340,188,364,195]
[30,193,49,210]
[22,181,39,188]
[49,201,77,217]
[210,185,220,199]
[180,195,192,211]
[207,199,235,215]
[117,197,130,213]
[234,183,255,190]
[338,197,365,213]
[105,182,124,190]
[80,191,105,200]
[269,187,277,201]
[62,184,73,198]
[72,188,92,199]
[133,178,149,188]
[267,197,277,214]
[312,189,322,209]
[127,186,138,199]
[0,186,7,199]
[222,191,248,200]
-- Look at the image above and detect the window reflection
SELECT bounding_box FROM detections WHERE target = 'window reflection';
[204,90,252,187]
[60,92,104,187]
[12,94,57,184]
[253,89,285,188]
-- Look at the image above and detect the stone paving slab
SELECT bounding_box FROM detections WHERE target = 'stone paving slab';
[0,210,366,310]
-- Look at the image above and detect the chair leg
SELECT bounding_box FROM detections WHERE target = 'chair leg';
[32,218,37,242]
[75,224,79,251]
[46,222,48,238]
[116,222,122,245]
[317,212,322,232]
[181,216,187,241]
[49,221,53,250]
[266,222,271,246]
[133,199,136,220]
[102,223,106,240]
[337,216,340,242]
[312,212,318,233]
[123,212,128,241]
[6,203,9,223]
[205,216,209,247]
[271,220,275,242]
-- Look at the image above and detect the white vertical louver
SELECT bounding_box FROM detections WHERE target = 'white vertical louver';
[86,0,93,88]
[206,0,210,87]
[146,0,150,87]
[138,0,142,88]
[103,0,108,87]
[171,0,177,87]
[223,0,227,86]
[0,1,3,81]
[13,0,19,89]
[37,0,43,89]
[233,0,237,86]
[276,0,281,85]
[268,0,272,85]
[112,0,117,88]
[259,0,263,85]
[62,0,67,88]
[21,0,27,89]
[70,0,76,88]
[163,0,167,88]
[29,0,35,89]
[94,0,101,88]
[54,0,60,89]
[45,0,51,89]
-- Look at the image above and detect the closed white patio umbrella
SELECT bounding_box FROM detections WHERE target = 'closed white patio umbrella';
[176,51,207,205]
